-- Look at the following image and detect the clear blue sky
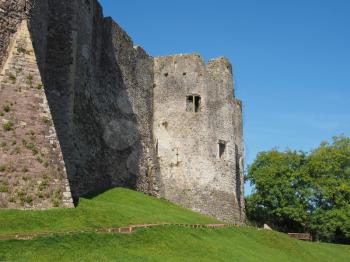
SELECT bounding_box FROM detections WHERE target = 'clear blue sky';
[99,0,350,194]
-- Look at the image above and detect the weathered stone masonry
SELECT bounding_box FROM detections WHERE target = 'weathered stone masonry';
[0,0,244,223]
[153,55,244,222]
[0,18,73,209]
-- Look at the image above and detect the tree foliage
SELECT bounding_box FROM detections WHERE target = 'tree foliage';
[246,135,350,243]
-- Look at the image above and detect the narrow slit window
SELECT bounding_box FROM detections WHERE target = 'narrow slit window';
[219,141,226,159]
[235,144,240,177]
[194,96,201,112]
[155,139,159,157]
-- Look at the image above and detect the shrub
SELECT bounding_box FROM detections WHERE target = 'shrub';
[0,184,9,193]
[25,196,33,204]
[52,199,60,207]
[0,164,7,172]
[17,47,28,54]
[19,191,33,205]
[42,116,50,124]
[25,142,34,149]
[3,121,14,131]
[54,189,62,200]
[32,147,39,155]
[42,173,50,181]
[36,156,43,164]
[25,142,39,155]
[26,74,33,86]
[39,180,48,191]
[3,104,11,113]
[43,160,49,168]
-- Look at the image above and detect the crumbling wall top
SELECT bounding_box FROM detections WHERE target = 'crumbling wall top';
[155,53,233,74]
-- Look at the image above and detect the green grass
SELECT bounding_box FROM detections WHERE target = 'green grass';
[0,188,349,261]
[0,227,349,261]
[0,188,218,235]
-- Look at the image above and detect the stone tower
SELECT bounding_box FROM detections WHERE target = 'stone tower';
[153,55,244,222]
[0,0,244,223]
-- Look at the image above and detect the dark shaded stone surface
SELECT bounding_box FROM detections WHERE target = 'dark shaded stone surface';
[0,0,244,223]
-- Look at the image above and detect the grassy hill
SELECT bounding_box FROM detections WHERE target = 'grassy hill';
[0,188,219,235]
[0,188,349,261]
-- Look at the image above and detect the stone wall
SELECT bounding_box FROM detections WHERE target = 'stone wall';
[0,0,159,205]
[0,20,73,208]
[42,0,107,199]
[99,18,159,196]
[25,0,158,200]
[46,0,159,198]
[153,54,244,223]
[233,99,245,220]
[0,0,244,222]
[0,0,26,69]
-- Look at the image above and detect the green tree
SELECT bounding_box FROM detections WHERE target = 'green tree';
[246,136,350,243]
[307,136,350,242]
[246,150,310,232]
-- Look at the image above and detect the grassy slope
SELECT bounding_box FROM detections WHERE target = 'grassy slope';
[0,227,349,261]
[0,188,219,235]
[0,188,349,261]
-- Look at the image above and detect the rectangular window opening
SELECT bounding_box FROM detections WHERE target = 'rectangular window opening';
[219,141,226,159]
[186,95,201,113]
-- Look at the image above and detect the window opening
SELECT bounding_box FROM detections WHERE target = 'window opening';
[155,139,159,156]
[186,95,201,113]
[186,96,194,112]
[219,140,226,158]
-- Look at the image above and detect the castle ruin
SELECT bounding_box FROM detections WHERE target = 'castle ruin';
[0,0,245,223]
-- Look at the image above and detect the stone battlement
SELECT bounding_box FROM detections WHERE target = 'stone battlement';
[154,54,235,96]
[155,54,233,76]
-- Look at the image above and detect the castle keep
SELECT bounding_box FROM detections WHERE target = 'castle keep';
[0,0,245,223]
